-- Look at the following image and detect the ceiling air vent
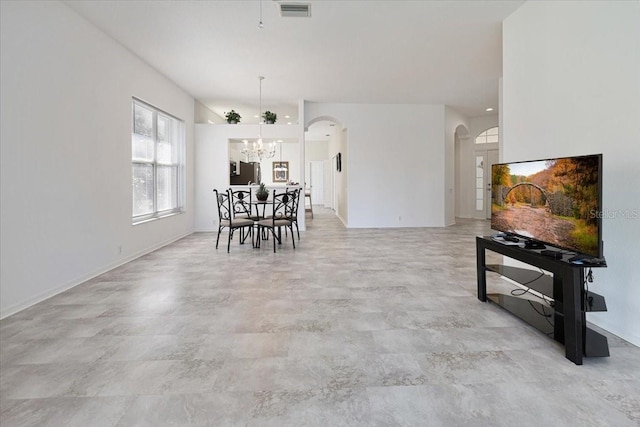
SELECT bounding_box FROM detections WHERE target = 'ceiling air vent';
[279,3,311,18]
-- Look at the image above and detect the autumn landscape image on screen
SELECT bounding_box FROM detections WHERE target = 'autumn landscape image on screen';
[491,156,600,256]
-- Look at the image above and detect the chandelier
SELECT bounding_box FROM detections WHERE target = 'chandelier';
[241,139,275,162]
[240,76,276,161]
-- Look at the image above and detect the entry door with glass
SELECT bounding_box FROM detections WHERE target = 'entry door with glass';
[474,149,499,219]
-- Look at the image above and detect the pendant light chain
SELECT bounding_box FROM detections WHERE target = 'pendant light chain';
[240,76,275,162]
[258,76,264,139]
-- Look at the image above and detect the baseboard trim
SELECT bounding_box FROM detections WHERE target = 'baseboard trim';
[336,213,347,227]
[0,231,193,320]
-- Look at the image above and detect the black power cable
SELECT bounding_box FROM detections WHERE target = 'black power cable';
[584,267,594,310]
[509,268,553,305]
[509,268,555,332]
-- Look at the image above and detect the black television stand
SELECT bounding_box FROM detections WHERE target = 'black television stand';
[476,236,609,365]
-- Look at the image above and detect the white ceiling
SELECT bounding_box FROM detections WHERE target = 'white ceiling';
[65,0,524,123]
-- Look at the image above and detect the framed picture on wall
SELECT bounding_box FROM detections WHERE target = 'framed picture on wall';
[272,161,289,182]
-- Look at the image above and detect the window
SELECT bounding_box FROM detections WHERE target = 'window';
[132,98,185,223]
[476,155,484,211]
[475,126,499,144]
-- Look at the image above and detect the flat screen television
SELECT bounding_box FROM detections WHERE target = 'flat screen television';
[491,154,603,258]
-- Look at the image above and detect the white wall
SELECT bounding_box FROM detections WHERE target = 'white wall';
[335,127,349,225]
[305,140,329,162]
[503,0,640,345]
[305,103,447,227]
[0,1,195,318]
[195,100,223,124]
[194,124,300,231]
[194,125,228,232]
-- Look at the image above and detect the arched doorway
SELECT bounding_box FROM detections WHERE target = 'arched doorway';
[454,124,471,220]
[304,115,347,225]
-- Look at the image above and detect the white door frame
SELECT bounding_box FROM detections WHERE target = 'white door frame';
[332,155,338,212]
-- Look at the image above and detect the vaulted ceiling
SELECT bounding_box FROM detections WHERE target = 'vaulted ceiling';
[65,0,524,124]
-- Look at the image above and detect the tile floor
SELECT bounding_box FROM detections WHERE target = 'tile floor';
[1,208,639,426]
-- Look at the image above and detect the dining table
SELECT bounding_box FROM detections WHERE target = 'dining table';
[250,198,271,220]
[250,198,273,247]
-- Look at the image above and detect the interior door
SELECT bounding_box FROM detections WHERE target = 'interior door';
[474,149,499,220]
[309,160,324,205]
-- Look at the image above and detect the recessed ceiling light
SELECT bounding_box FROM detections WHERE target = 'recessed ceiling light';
[486,107,494,112]
[287,122,292,125]
[285,115,290,119]
[254,115,259,118]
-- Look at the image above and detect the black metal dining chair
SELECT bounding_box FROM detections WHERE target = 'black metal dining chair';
[256,189,297,253]
[213,189,254,252]
[287,188,301,239]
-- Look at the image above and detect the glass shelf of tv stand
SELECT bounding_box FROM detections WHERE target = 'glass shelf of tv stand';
[485,292,609,358]
[486,264,553,297]
[485,264,607,313]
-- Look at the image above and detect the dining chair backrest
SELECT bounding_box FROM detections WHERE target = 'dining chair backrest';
[214,189,232,224]
[271,189,296,221]
[287,188,300,219]
[287,187,302,238]
[229,188,253,219]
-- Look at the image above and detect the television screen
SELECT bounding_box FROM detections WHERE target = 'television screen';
[491,154,603,258]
